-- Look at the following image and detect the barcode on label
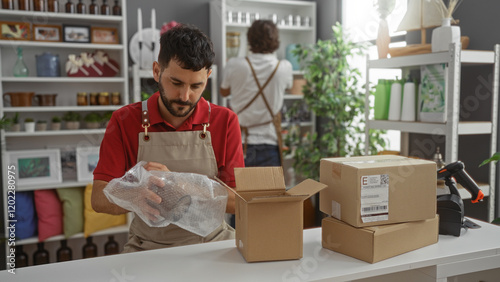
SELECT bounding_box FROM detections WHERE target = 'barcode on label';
[362,205,388,213]
[380,174,389,185]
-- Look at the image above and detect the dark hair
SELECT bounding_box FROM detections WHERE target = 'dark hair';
[158,24,214,71]
[247,20,280,53]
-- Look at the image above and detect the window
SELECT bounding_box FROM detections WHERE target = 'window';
[343,0,408,151]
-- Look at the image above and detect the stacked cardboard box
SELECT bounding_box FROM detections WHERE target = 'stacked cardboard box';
[319,155,439,263]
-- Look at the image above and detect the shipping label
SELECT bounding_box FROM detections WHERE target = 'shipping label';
[360,174,389,223]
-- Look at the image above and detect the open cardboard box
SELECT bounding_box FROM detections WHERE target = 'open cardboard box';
[320,155,437,228]
[220,167,327,262]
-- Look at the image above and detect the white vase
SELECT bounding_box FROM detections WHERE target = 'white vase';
[431,18,461,52]
[24,122,35,132]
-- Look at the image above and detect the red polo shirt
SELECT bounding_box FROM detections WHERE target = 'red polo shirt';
[93,92,244,187]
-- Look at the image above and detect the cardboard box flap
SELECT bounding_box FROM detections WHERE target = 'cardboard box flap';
[287,179,327,199]
[247,194,305,204]
[234,167,285,192]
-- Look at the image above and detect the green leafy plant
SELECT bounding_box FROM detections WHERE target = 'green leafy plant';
[24,118,34,123]
[37,120,47,124]
[12,112,19,124]
[102,111,113,121]
[479,152,500,167]
[52,116,62,123]
[285,22,387,181]
[84,112,102,123]
[62,111,81,122]
[0,115,13,129]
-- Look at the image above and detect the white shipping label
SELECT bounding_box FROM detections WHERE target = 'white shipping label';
[360,174,389,223]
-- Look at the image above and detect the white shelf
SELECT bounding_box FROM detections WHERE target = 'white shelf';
[282,121,313,127]
[369,49,495,69]
[3,106,121,112]
[284,94,304,100]
[1,77,125,83]
[368,120,493,135]
[0,40,124,50]
[5,129,105,137]
[15,224,129,246]
[0,10,123,22]
[15,180,94,191]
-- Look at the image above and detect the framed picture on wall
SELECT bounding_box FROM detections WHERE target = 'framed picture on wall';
[90,27,119,44]
[0,21,31,41]
[62,24,90,43]
[76,146,100,182]
[6,149,62,186]
[33,24,62,42]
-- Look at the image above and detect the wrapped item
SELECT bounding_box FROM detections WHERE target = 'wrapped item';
[103,161,228,237]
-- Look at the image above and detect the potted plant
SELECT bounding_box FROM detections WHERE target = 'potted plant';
[84,112,102,129]
[62,111,81,130]
[51,116,62,130]
[102,111,113,128]
[35,120,47,131]
[0,115,13,131]
[24,118,35,132]
[10,112,20,132]
[285,23,387,181]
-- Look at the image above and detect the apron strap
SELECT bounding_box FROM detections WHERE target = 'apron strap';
[142,100,151,140]
[239,58,283,165]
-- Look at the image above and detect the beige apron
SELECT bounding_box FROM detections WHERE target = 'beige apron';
[122,99,235,253]
[238,57,284,166]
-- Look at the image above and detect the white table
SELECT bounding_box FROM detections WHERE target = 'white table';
[2,219,500,282]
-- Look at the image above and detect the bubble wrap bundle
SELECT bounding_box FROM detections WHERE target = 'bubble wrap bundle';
[103,161,228,237]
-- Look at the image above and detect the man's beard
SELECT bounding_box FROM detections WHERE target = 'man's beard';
[158,77,201,118]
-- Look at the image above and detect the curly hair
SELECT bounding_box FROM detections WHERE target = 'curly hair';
[158,24,214,71]
[247,20,280,54]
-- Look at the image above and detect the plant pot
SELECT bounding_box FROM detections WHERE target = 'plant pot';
[3,92,35,107]
[65,121,80,130]
[85,121,101,129]
[36,123,47,131]
[24,122,35,132]
[51,122,61,130]
[10,123,21,132]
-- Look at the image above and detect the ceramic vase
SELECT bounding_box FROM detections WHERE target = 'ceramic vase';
[376,17,390,59]
[24,122,35,132]
[431,18,461,52]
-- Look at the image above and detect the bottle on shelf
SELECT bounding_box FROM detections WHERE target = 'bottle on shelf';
[33,0,45,11]
[82,237,98,258]
[47,0,59,12]
[98,92,110,105]
[33,242,50,265]
[88,0,98,14]
[2,0,14,9]
[76,0,85,14]
[56,239,73,262]
[100,0,110,15]
[18,0,29,10]
[13,47,29,77]
[111,92,121,105]
[112,0,121,15]
[65,0,74,13]
[16,245,29,268]
[104,235,119,255]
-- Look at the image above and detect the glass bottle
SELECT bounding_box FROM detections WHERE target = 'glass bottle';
[112,0,121,15]
[65,0,74,13]
[104,235,119,255]
[88,0,98,14]
[47,0,59,12]
[89,92,99,105]
[13,47,29,77]
[76,0,85,14]
[33,242,50,265]
[18,0,29,10]
[98,92,110,105]
[111,92,121,105]
[2,0,14,9]
[82,237,97,258]
[100,0,110,15]
[16,245,29,268]
[57,239,72,262]
[33,0,45,11]
[77,92,88,106]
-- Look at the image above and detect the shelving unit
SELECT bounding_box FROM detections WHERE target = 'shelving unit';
[210,0,316,187]
[364,43,499,222]
[0,0,129,262]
